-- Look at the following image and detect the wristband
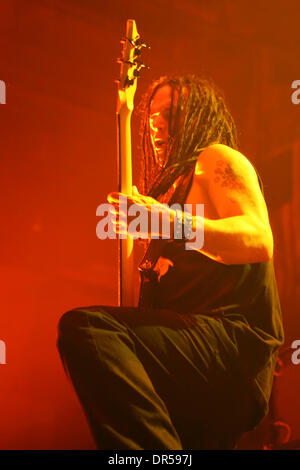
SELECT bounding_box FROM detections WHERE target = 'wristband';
[174,209,193,240]
[182,210,193,240]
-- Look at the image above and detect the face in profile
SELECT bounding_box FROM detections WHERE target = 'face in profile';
[149,85,172,167]
[149,84,188,167]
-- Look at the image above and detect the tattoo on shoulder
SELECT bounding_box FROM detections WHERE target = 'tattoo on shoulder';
[214,160,244,190]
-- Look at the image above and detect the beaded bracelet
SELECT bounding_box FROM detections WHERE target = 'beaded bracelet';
[174,209,193,240]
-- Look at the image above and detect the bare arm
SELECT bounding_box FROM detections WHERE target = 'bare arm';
[107,144,273,265]
[188,144,273,265]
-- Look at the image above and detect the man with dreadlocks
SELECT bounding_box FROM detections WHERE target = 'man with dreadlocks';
[57,75,284,450]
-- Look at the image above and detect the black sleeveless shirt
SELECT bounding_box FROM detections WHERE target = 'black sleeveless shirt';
[138,159,284,429]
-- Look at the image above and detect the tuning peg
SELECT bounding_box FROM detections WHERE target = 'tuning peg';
[135,38,150,50]
[117,58,123,64]
[138,63,150,70]
[133,63,150,78]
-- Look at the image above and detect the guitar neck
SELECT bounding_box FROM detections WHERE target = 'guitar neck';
[117,104,135,307]
[117,105,133,195]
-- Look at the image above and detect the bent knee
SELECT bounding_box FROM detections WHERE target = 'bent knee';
[57,305,120,340]
[58,309,84,337]
[56,308,99,364]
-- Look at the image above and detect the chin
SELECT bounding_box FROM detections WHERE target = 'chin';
[155,151,167,167]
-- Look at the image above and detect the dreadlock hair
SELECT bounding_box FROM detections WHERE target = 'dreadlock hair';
[138,74,238,202]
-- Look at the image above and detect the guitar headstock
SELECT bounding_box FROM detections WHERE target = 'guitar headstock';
[117,19,149,112]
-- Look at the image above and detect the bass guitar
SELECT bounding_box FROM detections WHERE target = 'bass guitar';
[116,19,149,306]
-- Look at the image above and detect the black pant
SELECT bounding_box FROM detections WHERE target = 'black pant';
[57,305,258,450]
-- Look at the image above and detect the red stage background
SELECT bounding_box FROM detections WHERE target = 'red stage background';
[0,0,299,449]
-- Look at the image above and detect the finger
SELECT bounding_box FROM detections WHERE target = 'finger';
[112,219,128,228]
[107,192,125,204]
[108,192,140,208]
[109,208,121,220]
[109,201,128,213]
[112,222,128,236]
